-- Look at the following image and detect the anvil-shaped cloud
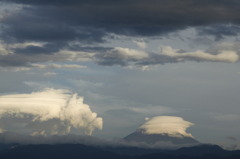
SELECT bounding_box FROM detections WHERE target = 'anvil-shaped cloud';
[0,88,103,136]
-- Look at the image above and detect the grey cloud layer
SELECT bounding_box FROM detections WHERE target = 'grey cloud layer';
[94,46,239,67]
[1,0,240,69]
[0,43,240,70]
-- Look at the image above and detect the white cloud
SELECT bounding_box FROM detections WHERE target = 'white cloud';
[0,41,13,56]
[139,116,194,138]
[57,50,95,62]
[0,88,103,136]
[30,63,87,69]
[133,39,147,49]
[10,42,45,49]
[160,46,239,63]
[107,47,149,60]
[0,41,45,56]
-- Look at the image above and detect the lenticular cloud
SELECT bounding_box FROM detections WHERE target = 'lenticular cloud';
[0,88,103,136]
[139,116,194,138]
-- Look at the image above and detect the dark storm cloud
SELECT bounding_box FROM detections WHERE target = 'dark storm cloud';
[2,0,240,43]
[1,0,240,69]
[1,8,106,43]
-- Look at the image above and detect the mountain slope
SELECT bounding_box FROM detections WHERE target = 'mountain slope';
[124,130,199,145]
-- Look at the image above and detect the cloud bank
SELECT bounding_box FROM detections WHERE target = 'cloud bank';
[94,46,239,68]
[1,39,239,71]
[0,0,240,71]
[159,46,239,63]
[139,116,194,138]
[0,88,103,136]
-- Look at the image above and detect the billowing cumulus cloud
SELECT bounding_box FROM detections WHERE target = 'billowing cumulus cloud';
[0,88,103,136]
[139,116,194,138]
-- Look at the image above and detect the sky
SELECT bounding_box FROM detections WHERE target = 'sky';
[0,0,240,150]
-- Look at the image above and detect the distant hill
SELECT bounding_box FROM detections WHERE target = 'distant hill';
[0,143,240,159]
[0,144,125,159]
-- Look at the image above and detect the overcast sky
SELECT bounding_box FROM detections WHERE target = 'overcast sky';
[0,0,240,149]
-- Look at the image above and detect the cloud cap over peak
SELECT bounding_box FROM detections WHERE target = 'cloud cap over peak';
[139,116,194,138]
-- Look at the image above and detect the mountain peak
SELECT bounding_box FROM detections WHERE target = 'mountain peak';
[124,116,199,146]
